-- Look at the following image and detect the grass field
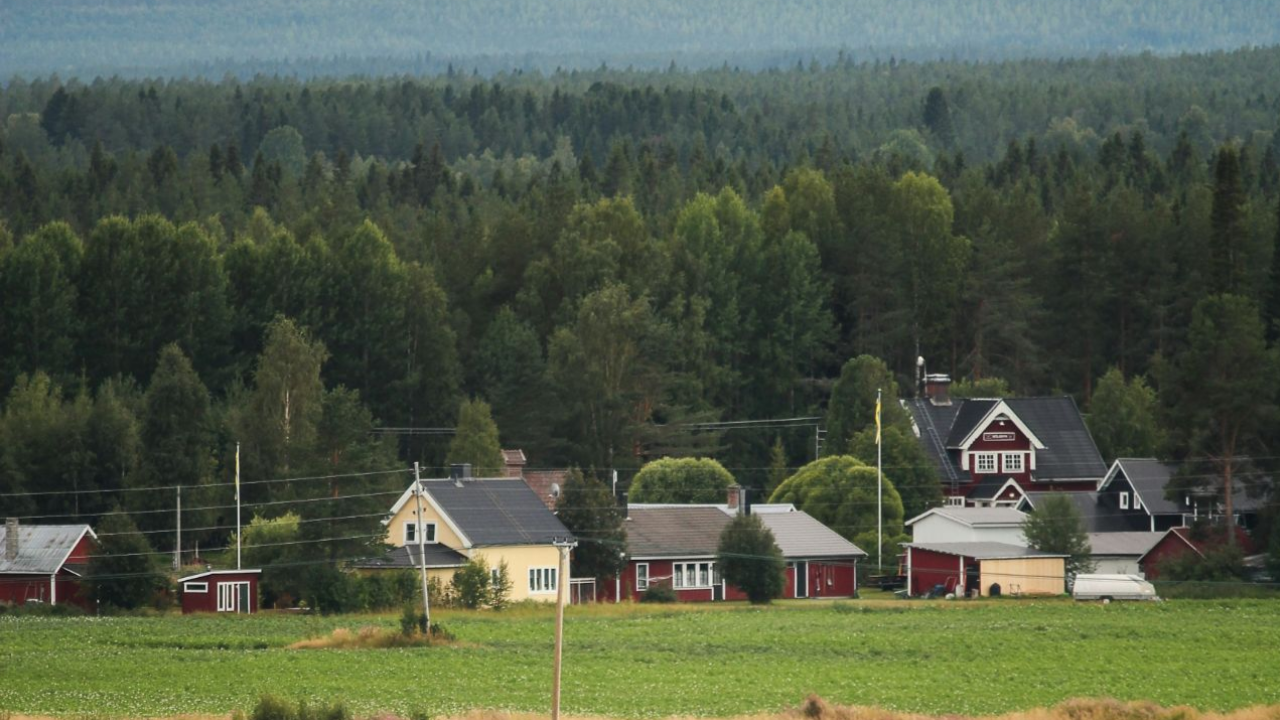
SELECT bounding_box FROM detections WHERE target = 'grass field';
[2,599,1279,718]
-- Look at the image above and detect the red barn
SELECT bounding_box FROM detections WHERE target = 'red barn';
[178,569,261,614]
[1137,526,1253,580]
[0,519,97,609]
[599,503,865,603]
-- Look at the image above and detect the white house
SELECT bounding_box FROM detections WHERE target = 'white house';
[906,506,1027,545]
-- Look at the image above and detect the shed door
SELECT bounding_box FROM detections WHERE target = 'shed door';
[794,562,808,598]
[238,582,251,614]
[217,582,236,612]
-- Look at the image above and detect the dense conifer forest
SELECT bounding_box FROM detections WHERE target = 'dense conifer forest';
[2,43,1279,571]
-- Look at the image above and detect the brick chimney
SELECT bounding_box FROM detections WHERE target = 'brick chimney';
[502,449,527,478]
[924,374,953,406]
[727,485,751,515]
[5,518,18,562]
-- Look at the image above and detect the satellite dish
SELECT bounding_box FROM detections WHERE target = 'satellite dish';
[550,483,561,497]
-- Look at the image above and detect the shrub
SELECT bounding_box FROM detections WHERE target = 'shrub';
[248,695,349,720]
[640,583,676,603]
[400,603,427,637]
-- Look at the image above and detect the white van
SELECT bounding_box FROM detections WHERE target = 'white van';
[1072,574,1159,601]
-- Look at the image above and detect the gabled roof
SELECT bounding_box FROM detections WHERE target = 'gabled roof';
[757,511,866,558]
[968,476,1026,501]
[0,524,96,575]
[424,479,573,547]
[625,507,730,558]
[1020,491,1132,533]
[1086,532,1165,557]
[907,542,1068,560]
[950,400,1047,451]
[907,396,1107,483]
[349,544,469,570]
[1136,527,1205,565]
[906,506,1026,528]
[1102,459,1182,514]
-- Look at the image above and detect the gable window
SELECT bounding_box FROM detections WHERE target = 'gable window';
[404,522,438,545]
[636,563,649,591]
[1133,494,1142,511]
[1120,492,1130,510]
[673,561,716,589]
[529,567,558,594]
[974,453,997,473]
[1002,453,1024,473]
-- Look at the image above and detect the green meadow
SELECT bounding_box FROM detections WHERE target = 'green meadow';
[2,599,1279,718]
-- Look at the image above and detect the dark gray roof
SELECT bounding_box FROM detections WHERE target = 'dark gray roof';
[0,524,93,575]
[349,544,469,570]
[1087,532,1165,557]
[908,396,1106,484]
[625,507,730,558]
[1110,459,1182,514]
[423,478,572,546]
[968,475,1015,500]
[907,542,1068,560]
[1021,491,1133,533]
[758,511,866,558]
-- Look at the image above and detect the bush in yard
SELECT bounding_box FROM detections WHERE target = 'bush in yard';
[717,513,786,604]
[452,557,505,609]
[639,583,676,603]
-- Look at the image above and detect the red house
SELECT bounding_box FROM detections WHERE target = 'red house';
[1137,526,1253,580]
[599,501,865,603]
[178,569,262,614]
[906,374,1107,507]
[0,518,97,609]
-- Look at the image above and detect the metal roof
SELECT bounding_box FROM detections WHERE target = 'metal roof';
[423,478,573,546]
[349,544,469,570]
[1086,532,1165,557]
[907,541,1068,560]
[0,524,94,575]
[757,511,866,558]
[907,506,1026,527]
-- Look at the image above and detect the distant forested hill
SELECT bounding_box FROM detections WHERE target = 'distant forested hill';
[4,0,1280,79]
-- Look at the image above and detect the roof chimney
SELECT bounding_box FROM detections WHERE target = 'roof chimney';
[727,484,742,512]
[449,463,472,486]
[5,518,18,562]
[620,491,630,521]
[924,373,952,406]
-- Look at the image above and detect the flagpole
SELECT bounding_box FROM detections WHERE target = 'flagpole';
[876,388,883,573]
[235,442,242,570]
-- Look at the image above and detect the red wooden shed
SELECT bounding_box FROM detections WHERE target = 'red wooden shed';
[0,519,97,609]
[178,569,261,614]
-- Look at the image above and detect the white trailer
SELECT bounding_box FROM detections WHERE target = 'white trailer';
[1072,574,1159,601]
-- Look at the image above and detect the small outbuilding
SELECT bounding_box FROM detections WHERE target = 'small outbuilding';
[178,569,261,614]
[0,519,97,609]
[905,542,1066,597]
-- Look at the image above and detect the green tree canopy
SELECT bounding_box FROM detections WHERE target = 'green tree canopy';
[849,425,943,520]
[824,355,908,455]
[716,513,785,604]
[769,455,905,563]
[446,398,504,477]
[1087,368,1164,463]
[555,468,627,580]
[629,457,735,504]
[1021,494,1094,580]
[87,510,164,610]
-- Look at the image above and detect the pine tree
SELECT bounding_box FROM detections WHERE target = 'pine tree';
[554,469,626,580]
[1210,145,1247,294]
[716,513,785,604]
[446,398,504,477]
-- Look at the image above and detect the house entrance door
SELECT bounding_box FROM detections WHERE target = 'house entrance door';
[795,562,809,598]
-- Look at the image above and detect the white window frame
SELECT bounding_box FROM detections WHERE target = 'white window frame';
[490,568,501,588]
[974,453,997,474]
[1002,453,1024,473]
[672,561,716,589]
[184,581,208,593]
[1120,492,1130,510]
[528,567,558,594]
[216,581,250,612]
[636,563,649,591]
[404,521,438,545]
[1133,494,1142,510]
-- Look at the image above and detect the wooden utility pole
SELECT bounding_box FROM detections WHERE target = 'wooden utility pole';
[174,485,181,571]
[551,538,576,720]
[413,462,431,629]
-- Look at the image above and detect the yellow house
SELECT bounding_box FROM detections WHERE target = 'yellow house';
[371,467,573,603]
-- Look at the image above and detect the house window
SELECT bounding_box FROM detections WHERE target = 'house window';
[673,561,716,589]
[490,568,501,588]
[1120,492,1130,510]
[636,563,649,591]
[1133,495,1142,511]
[404,522,437,544]
[1002,453,1024,473]
[974,453,997,473]
[528,567,558,594]
[184,582,208,593]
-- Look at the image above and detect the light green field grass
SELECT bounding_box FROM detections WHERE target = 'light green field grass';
[2,599,1278,718]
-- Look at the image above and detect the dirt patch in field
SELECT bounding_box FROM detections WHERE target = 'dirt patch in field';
[11,698,1280,720]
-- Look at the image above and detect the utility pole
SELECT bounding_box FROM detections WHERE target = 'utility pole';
[174,485,181,571]
[413,462,431,630]
[235,442,242,570]
[876,387,883,573]
[551,537,576,720]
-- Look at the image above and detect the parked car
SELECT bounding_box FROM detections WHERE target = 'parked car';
[1072,574,1159,601]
